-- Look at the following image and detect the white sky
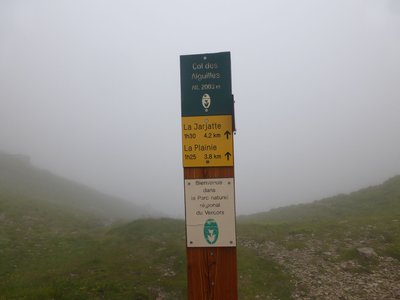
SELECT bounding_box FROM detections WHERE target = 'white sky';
[1,0,400,216]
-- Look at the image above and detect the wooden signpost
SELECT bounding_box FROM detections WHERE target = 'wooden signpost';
[180,52,238,299]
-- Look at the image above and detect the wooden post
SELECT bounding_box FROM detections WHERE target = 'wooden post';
[185,167,237,300]
[180,52,238,300]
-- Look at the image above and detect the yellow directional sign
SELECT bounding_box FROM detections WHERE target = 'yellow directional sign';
[182,115,233,167]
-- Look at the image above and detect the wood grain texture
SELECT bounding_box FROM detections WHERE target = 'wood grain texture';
[185,166,238,300]
[184,167,234,179]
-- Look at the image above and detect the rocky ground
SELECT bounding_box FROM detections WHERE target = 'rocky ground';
[240,236,400,300]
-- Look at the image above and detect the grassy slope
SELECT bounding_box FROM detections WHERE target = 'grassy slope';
[0,191,184,299]
[241,175,400,223]
[0,152,152,220]
[238,175,400,259]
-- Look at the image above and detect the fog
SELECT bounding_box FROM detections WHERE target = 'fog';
[1,0,400,217]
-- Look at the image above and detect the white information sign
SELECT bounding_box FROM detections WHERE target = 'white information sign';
[184,178,236,247]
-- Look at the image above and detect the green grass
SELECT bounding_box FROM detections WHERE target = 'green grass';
[0,202,187,299]
[238,246,293,299]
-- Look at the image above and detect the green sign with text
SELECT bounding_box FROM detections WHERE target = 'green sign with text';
[180,52,233,116]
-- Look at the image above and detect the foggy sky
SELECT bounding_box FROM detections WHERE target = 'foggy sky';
[1,0,400,217]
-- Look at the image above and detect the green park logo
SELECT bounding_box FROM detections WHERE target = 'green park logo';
[203,219,219,244]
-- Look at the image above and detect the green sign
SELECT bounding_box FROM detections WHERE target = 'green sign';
[180,52,233,116]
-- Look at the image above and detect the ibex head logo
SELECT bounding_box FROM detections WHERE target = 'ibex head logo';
[202,94,211,112]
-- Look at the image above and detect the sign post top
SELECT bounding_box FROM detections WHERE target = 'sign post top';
[180,52,232,116]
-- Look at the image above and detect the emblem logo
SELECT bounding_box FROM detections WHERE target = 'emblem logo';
[202,94,211,112]
[203,219,219,244]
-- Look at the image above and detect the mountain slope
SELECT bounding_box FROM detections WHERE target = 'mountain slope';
[0,151,152,221]
[239,175,400,259]
[240,175,400,224]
